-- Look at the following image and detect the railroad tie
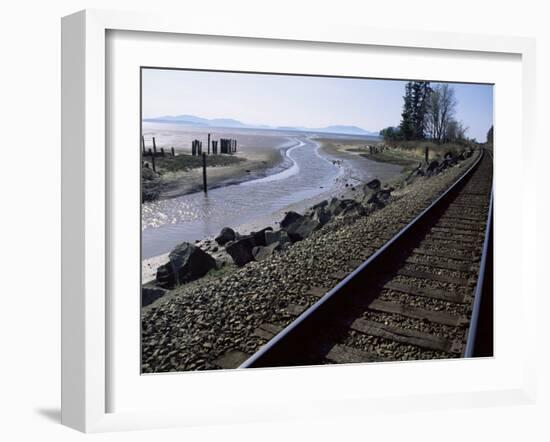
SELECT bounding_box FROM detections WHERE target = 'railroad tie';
[305,286,329,298]
[427,232,481,245]
[329,270,350,281]
[420,239,479,253]
[285,303,307,316]
[382,281,466,304]
[346,259,364,270]
[325,344,382,364]
[412,247,474,261]
[439,214,486,223]
[367,299,468,327]
[213,350,251,369]
[253,323,284,340]
[397,267,471,286]
[349,318,460,354]
[406,256,472,273]
[435,222,485,232]
[431,226,483,237]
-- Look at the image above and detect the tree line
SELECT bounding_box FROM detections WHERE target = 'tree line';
[380,81,472,145]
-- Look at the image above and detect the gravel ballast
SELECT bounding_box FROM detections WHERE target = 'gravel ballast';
[142,153,479,373]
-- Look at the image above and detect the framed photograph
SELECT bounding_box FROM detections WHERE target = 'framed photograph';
[61,9,537,432]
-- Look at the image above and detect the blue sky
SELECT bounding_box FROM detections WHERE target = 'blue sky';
[142,68,493,141]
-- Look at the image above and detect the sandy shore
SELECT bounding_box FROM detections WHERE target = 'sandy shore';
[151,143,292,200]
[142,137,403,283]
[318,138,420,169]
[141,150,479,372]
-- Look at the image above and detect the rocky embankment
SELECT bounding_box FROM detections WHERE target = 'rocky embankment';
[141,148,476,372]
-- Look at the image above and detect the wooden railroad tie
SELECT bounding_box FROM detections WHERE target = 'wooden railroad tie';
[253,323,284,340]
[397,267,471,286]
[349,318,462,354]
[406,256,473,273]
[412,247,474,261]
[382,281,466,304]
[325,344,382,364]
[420,239,479,253]
[213,350,250,369]
[305,286,329,298]
[367,299,469,328]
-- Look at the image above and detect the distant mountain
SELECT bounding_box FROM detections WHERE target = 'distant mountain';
[143,115,380,137]
[314,125,377,136]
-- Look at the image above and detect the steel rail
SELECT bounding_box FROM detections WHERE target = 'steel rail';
[240,149,487,369]
[463,183,493,357]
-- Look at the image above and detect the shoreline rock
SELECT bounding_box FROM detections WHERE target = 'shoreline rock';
[146,147,474,294]
[156,242,217,288]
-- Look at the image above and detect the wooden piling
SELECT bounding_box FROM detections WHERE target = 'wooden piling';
[171,147,175,156]
[152,137,157,156]
[160,147,165,157]
[141,135,145,154]
[208,133,211,155]
[202,152,207,194]
[151,151,156,172]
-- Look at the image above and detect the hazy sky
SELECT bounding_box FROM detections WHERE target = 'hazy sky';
[142,68,493,141]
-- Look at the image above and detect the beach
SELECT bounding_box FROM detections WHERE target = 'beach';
[141,148,478,372]
[142,122,296,200]
[141,134,403,281]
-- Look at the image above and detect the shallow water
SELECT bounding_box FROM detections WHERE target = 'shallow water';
[141,129,402,259]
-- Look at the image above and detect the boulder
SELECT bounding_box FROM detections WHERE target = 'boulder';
[339,201,367,218]
[328,198,359,216]
[285,216,320,242]
[426,160,440,176]
[309,204,331,226]
[265,229,291,247]
[215,227,236,245]
[225,235,257,266]
[365,178,381,190]
[251,227,273,247]
[280,211,303,229]
[311,200,328,210]
[142,286,168,307]
[366,189,392,210]
[444,151,455,160]
[141,167,156,181]
[156,242,217,288]
[378,187,393,202]
[252,242,280,261]
[327,197,344,216]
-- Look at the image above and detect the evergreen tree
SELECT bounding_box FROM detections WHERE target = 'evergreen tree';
[487,125,494,144]
[400,81,431,140]
[400,82,415,140]
[411,81,431,139]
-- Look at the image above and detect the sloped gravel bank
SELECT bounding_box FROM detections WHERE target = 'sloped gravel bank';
[141,153,478,373]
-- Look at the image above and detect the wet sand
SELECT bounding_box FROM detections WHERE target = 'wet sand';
[154,145,292,200]
[142,136,403,282]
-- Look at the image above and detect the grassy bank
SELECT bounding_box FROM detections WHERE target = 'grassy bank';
[350,141,473,170]
[142,153,246,202]
[151,153,245,172]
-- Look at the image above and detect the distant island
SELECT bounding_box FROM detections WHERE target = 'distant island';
[143,114,380,137]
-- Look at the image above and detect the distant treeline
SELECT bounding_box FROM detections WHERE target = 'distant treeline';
[380,81,493,146]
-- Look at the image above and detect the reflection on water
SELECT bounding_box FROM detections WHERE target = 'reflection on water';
[141,128,403,260]
[142,137,340,258]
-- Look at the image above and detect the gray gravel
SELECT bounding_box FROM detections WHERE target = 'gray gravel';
[142,154,479,373]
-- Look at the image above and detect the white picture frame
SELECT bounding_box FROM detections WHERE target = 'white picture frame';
[61,9,537,433]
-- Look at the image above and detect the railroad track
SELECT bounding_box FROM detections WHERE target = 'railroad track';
[239,149,493,369]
